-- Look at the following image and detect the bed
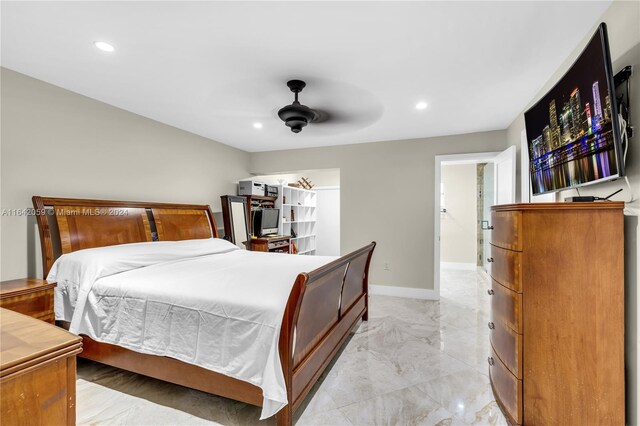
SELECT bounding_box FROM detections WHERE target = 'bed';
[32,196,375,425]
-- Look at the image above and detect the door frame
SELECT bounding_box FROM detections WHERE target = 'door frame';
[434,151,501,300]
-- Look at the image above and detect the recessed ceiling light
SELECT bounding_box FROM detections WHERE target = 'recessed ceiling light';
[94,41,115,52]
[415,101,428,110]
[253,122,263,129]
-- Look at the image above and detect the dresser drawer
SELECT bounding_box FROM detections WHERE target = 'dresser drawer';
[490,211,522,251]
[489,316,522,379]
[490,245,522,293]
[489,279,523,333]
[0,288,54,320]
[489,345,522,425]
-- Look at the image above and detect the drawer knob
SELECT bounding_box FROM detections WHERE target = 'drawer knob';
[488,322,495,330]
[487,289,494,296]
[487,257,494,263]
[488,356,495,366]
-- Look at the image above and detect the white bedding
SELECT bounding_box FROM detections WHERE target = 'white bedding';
[47,238,337,419]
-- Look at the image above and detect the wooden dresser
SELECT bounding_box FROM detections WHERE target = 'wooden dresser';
[487,202,624,425]
[0,278,56,323]
[0,308,82,425]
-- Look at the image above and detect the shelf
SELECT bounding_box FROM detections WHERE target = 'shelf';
[282,204,317,208]
[285,186,315,193]
[291,235,316,240]
[276,184,317,256]
[244,195,277,202]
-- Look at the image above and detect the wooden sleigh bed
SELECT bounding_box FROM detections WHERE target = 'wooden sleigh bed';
[32,196,375,425]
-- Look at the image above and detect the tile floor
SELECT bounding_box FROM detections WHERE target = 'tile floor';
[76,267,507,425]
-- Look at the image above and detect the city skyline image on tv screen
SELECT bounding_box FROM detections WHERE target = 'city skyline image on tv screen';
[524,24,621,195]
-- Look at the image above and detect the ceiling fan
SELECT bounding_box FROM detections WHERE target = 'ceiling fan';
[278,80,325,133]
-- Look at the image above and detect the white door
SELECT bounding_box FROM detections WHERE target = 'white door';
[494,146,516,205]
[315,188,340,256]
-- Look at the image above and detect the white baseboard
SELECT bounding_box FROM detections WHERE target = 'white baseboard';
[369,284,438,300]
[440,262,477,271]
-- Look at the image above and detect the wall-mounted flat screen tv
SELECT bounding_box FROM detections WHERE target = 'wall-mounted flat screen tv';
[524,23,624,195]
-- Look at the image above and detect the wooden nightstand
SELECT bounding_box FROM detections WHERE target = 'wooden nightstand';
[0,308,82,425]
[0,278,56,323]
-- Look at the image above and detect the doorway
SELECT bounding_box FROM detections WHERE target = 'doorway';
[433,147,515,299]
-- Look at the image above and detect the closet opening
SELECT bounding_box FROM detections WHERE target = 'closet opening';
[246,168,341,256]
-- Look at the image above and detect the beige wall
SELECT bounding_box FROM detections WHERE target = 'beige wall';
[0,68,251,280]
[440,164,477,265]
[505,1,640,423]
[250,130,507,290]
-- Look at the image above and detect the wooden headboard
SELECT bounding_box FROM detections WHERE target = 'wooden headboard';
[32,196,218,279]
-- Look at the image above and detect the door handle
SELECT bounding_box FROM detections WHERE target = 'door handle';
[481,221,494,230]
[487,257,494,263]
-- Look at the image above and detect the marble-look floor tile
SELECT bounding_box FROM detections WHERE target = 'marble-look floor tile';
[295,408,353,426]
[346,316,447,355]
[451,401,509,426]
[369,339,471,385]
[318,348,412,408]
[339,385,452,426]
[416,369,495,423]
[75,266,506,425]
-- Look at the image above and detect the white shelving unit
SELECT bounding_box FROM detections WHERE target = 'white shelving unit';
[275,185,317,255]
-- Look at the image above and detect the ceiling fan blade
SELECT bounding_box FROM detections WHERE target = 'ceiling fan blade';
[312,110,331,123]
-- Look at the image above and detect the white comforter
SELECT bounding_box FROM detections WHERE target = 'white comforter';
[47,238,337,419]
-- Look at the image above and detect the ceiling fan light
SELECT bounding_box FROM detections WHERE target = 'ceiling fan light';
[285,117,308,133]
[277,80,319,134]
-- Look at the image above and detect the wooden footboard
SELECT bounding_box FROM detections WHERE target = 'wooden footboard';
[276,242,376,425]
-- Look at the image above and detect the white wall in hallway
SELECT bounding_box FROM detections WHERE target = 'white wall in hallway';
[315,187,340,256]
[440,164,477,266]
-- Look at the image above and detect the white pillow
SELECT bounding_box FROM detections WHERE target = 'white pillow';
[48,238,239,293]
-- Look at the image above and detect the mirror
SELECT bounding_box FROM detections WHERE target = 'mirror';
[220,195,250,249]
[230,202,248,248]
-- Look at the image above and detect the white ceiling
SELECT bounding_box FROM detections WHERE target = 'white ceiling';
[1,1,612,152]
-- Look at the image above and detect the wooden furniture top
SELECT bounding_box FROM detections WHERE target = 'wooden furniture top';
[32,196,219,278]
[491,201,625,212]
[0,278,55,299]
[252,235,290,242]
[0,308,82,377]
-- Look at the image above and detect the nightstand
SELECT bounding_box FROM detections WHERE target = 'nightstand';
[0,278,56,323]
[0,308,82,425]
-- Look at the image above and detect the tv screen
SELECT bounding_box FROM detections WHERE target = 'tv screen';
[524,23,624,195]
[255,208,279,236]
